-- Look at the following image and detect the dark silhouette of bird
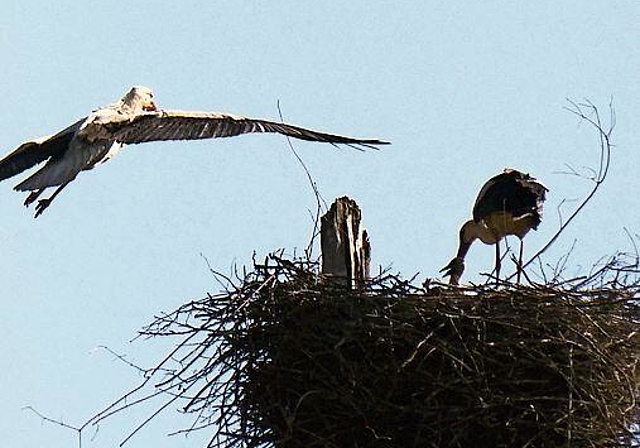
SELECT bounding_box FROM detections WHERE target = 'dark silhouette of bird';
[441,168,548,285]
[0,86,389,217]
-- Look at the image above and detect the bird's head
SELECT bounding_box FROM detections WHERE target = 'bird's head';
[440,257,465,285]
[439,220,483,285]
[121,86,158,113]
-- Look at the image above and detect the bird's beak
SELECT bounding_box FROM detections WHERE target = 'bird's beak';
[440,257,465,285]
[143,100,157,112]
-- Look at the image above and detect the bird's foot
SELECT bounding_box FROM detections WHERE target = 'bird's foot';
[24,191,41,207]
[34,199,51,218]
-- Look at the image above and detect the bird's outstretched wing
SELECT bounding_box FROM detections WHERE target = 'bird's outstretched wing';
[111,110,390,150]
[0,119,84,182]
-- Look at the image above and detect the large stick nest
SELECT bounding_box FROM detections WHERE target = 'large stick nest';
[139,256,639,448]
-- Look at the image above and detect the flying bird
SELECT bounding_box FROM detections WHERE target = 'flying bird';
[0,86,389,217]
[440,168,547,285]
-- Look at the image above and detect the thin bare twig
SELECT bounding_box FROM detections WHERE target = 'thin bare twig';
[23,406,83,448]
[276,100,327,260]
[511,99,615,280]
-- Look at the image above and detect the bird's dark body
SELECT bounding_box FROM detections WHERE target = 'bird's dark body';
[472,170,546,229]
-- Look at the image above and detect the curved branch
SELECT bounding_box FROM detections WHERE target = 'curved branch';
[510,99,615,281]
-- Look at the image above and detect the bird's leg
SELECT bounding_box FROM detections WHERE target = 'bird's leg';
[24,189,45,207]
[516,239,524,283]
[34,182,69,218]
[494,241,501,284]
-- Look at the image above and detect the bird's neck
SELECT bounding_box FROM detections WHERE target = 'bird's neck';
[457,220,499,258]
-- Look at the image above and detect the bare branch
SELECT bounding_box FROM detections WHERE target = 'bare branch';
[276,100,327,260]
[23,406,83,448]
[512,99,615,279]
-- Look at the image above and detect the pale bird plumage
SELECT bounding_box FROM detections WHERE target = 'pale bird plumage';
[441,168,548,285]
[0,86,389,217]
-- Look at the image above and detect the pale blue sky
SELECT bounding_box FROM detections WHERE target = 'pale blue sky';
[2,2,639,447]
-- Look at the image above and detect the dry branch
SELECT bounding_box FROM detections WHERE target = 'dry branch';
[512,99,616,281]
[98,255,639,448]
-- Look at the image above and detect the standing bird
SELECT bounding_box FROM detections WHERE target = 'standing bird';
[0,86,389,217]
[441,168,547,285]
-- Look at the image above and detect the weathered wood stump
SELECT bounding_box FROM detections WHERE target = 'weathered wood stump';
[320,196,370,288]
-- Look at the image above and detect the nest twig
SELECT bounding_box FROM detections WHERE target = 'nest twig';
[90,254,639,448]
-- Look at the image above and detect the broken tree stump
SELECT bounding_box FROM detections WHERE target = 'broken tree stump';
[320,196,371,288]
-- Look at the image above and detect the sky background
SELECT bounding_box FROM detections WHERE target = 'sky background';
[1,1,639,447]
